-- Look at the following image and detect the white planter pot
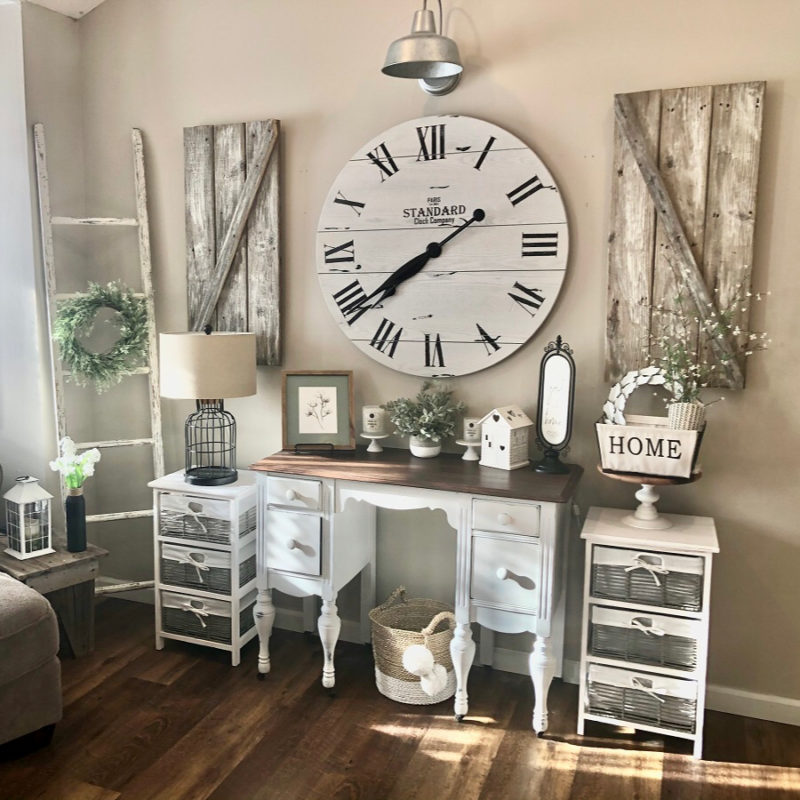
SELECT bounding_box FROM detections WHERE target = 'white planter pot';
[409,436,441,458]
[668,402,706,431]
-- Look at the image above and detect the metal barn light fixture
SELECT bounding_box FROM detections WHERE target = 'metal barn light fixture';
[382,0,463,96]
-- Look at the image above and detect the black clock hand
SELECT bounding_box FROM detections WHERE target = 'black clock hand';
[362,208,485,308]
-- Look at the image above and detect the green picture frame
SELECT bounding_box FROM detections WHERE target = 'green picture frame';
[281,370,355,451]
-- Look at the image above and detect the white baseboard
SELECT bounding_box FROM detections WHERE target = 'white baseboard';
[705,684,800,726]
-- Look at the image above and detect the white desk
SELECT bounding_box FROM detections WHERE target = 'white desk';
[251,448,581,731]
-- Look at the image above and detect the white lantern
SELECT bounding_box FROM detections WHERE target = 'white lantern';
[4,476,54,560]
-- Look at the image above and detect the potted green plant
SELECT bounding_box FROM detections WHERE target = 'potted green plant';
[382,381,465,457]
[647,284,769,429]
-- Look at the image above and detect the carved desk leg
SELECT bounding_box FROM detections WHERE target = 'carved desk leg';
[318,595,341,690]
[450,622,475,720]
[254,588,276,678]
[530,634,556,733]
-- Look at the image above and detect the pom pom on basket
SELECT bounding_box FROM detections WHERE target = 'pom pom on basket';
[369,587,457,705]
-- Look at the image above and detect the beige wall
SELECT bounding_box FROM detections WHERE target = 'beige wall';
[22,0,800,704]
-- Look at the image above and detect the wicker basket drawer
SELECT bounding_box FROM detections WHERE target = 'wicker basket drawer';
[161,589,257,644]
[586,664,698,734]
[472,499,540,536]
[160,540,257,595]
[159,492,256,545]
[470,532,540,612]
[589,606,701,671]
[591,546,704,612]
[267,476,321,511]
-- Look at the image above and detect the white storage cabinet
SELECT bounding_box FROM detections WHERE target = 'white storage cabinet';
[578,507,719,759]
[149,470,259,666]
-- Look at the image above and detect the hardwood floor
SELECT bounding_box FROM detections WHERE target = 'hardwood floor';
[2,599,799,799]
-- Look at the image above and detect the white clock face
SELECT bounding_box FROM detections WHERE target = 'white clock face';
[316,115,569,377]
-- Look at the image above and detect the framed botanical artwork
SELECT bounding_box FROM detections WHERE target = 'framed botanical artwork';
[282,371,355,451]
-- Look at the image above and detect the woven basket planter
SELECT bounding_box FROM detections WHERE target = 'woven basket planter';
[369,587,456,705]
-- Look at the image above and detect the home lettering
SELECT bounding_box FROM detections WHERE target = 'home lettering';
[607,435,682,459]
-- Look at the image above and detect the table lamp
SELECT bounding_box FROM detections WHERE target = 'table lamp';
[160,329,256,486]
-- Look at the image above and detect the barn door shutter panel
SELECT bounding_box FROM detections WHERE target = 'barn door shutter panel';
[605,81,765,389]
[185,119,281,365]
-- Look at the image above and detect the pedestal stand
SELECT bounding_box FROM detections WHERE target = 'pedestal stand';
[456,439,481,461]
[361,433,389,453]
[597,465,701,530]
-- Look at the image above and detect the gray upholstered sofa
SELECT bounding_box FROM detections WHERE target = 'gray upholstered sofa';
[0,572,62,752]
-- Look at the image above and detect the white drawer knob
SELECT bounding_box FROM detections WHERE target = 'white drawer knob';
[497,512,512,526]
[496,567,510,581]
[285,488,298,502]
[287,538,300,550]
[495,567,535,590]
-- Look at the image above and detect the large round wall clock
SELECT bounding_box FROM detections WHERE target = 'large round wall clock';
[316,115,569,377]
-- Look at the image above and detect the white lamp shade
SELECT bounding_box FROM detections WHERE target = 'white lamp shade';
[159,332,256,399]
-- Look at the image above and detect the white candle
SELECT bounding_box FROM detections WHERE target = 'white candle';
[463,417,481,442]
[26,519,40,544]
[362,405,387,435]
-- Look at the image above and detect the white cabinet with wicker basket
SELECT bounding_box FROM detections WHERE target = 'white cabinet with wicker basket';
[149,470,259,666]
[578,507,719,758]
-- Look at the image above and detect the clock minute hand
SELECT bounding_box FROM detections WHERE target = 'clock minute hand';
[361,208,486,308]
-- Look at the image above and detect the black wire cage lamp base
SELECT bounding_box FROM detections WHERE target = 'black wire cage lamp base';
[184,399,238,486]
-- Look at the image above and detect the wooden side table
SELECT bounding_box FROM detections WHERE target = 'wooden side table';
[0,537,108,657]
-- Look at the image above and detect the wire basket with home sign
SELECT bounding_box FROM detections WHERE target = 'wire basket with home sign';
[369,587,457,705]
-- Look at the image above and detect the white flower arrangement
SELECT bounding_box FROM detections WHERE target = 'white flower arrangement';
[646,284,770,406]
[49,437,101,490]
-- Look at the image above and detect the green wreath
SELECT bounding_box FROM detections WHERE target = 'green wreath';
[52,281,149,392]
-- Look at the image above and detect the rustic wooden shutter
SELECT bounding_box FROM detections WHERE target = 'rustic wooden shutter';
[185,119,280,365]
[605,82,765,388]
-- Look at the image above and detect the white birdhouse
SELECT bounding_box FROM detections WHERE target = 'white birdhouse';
[478,406,533,470]
[3,476,54,560]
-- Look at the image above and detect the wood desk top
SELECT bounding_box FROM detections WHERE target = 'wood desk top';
[251,448,582,505]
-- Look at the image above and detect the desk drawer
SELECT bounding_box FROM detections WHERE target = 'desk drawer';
[267,476,321,511]
[265,510,322,576]
[470,532,539,613]
[472,499,539,537]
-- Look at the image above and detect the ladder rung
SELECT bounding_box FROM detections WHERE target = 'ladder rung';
[51,216,139,226]
[56,291,146,301]
[87,510,153,523]
[62,366,151,377]
[96,580,155,595]
[75,438,155,449]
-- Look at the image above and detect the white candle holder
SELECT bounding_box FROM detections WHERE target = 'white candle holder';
[361,432,389,453]
[456,439,481,461]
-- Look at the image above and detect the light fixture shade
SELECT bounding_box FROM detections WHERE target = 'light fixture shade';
[159,332,256,400]
[382,9,463,80]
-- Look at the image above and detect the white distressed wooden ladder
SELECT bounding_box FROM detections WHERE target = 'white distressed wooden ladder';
[33,123,164,595]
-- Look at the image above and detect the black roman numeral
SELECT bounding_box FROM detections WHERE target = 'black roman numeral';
[507,175,544,206]
[509,282,545,316]
[324,240,355,264]
[366,142,400,181]
[424,333,445,367]
[522,232,559,257]
[332,280,369,325]
[370,318,403,357]
[333,191,365,216]
[416,124,446,161]
[474,136,496,170]
[475,324,501,355]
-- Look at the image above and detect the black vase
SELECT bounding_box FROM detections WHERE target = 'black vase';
[66,490,87,553]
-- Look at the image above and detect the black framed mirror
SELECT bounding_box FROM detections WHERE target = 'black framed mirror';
[533,336,575,474]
